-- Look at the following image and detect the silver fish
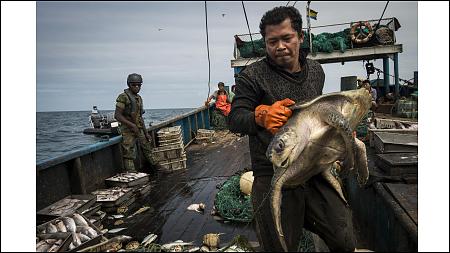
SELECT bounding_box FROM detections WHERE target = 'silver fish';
[161,241,194,251]
[62,217,77,233]
[77,232,91,242]
[47,239,63,252]
[55,220,67,232]
[141,233,158,247]
[72,232,82,247]
[84,227,98,238]
[72,213,89,226]
[36,239,58,252]
[36,242,52,252]
[107,227,127,234]
[46,223,58,233]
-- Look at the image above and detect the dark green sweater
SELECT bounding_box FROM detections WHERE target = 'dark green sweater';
[228,56,325,177]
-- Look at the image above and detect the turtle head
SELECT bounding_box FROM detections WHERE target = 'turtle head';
[266,126,300,170]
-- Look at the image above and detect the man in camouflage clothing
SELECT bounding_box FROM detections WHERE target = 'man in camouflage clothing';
[115,73,158,172]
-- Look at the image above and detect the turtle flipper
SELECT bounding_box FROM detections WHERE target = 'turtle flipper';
[354,138,369,186]
[321,167,348,205]
[322,109,355,171]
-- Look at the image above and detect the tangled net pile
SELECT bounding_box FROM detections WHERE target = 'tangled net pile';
[214,174,253,222]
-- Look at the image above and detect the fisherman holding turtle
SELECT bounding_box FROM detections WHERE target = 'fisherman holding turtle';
[229,6,357,252]
[115,73,160,172]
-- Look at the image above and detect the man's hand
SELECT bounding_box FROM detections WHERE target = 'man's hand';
[130,124,140,136]
[145,132,151,142]
[255,98,295,134]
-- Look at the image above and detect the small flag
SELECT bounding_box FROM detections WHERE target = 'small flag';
[308,9,318,20]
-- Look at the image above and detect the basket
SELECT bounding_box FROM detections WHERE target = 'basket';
[158,154,187,172]
[151,143,185,162]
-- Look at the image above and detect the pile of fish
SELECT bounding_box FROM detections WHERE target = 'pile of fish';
[105,172,150,187]
[47,198,89,216]
[36,234,68,252]
[36,239,63,252]
[92,173,154,214]
[92,187,132,202]
[37,213,100,251]
[91,187,136,213]
[107,172,148,181]
[71,232,252,252]
[131,234,251,252]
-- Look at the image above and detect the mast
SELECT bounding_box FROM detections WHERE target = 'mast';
[307,1,312,52]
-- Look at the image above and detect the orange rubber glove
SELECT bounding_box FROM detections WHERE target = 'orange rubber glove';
[255,98,295,134]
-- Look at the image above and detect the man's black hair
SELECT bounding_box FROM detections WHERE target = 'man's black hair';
[259,6,303,38]
[362,79,371,85]
[218,82,225,87]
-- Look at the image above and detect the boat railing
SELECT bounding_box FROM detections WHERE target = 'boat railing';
[147,105,213,148]
[37,105,213,172]
[233,17,398,60]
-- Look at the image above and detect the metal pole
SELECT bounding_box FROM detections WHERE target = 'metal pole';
[307,1,312,52]
[383,57,390,95]
[394,53,400,98]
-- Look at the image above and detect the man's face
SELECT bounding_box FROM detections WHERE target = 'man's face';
[264,18,303,70]
[218,85,225,91]
[129,82,142,94]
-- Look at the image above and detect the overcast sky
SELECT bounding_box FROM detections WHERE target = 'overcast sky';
[36,1,418,112]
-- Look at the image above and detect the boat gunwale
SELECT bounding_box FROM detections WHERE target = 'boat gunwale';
[36,105,213,171]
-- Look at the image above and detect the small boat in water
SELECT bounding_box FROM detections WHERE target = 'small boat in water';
[83,106,120,136]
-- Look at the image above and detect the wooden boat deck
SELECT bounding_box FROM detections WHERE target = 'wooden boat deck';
[103,130,258,247]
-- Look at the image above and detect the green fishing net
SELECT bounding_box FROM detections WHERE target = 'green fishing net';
[238,39,266,58]
[215,174,253,222]
[311,28,352,53]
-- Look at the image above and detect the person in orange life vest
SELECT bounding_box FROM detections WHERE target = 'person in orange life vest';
[205,82,232,116]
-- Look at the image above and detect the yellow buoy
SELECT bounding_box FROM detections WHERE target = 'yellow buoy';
[239,171,254,196]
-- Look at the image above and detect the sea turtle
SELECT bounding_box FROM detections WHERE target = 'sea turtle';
[266,88,372,252]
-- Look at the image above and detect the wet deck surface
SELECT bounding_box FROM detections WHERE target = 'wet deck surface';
[104,130,258,246]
